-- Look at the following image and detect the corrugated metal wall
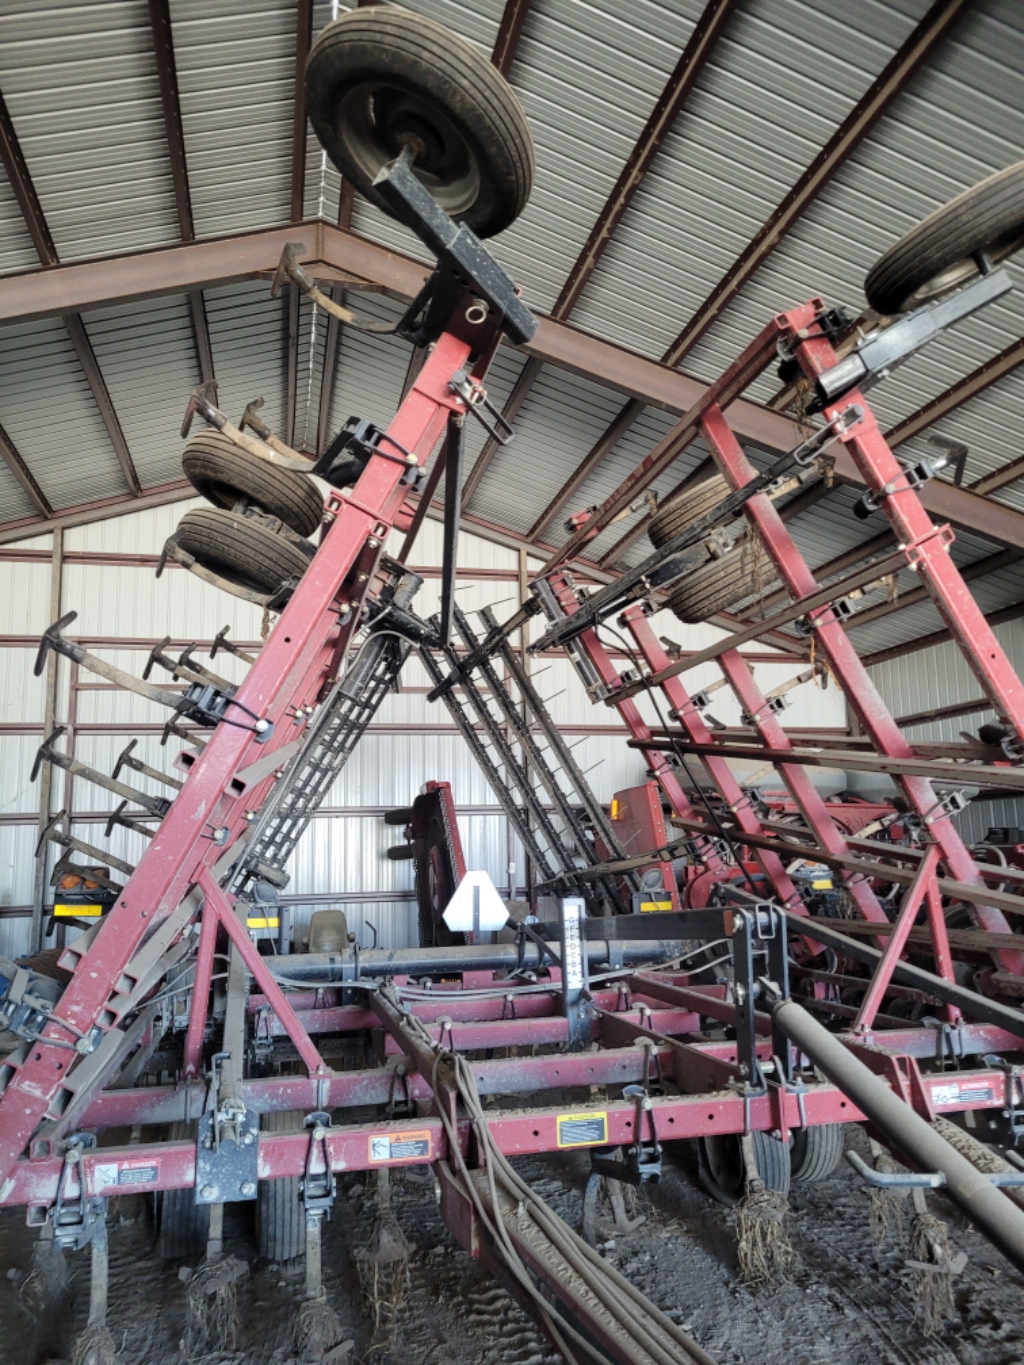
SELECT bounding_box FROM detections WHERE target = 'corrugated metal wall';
[868,623,1024,846]
[0,494,854,960]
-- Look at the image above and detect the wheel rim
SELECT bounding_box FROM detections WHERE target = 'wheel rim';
[335,82,481,217]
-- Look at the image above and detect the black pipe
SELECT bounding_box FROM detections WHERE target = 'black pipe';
[771,994,1024,1273]
[267,938,683,982]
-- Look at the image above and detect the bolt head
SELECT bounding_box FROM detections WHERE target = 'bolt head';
[200,1184,216,1199]
[255,719,268,732]
[240,1181,256,1197]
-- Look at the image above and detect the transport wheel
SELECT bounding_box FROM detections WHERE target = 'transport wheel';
[175,508,313,597]
[649,474,776,623]
[183,431,324,538]
[257,1111,307,1262]
[648,474,735,548]
[865,161,1024,314]
[157,1122,210,1258]
[662,536,773,623]
[306,7,534,238]
[698,1130,791,1207]
[790,1123,844,1182]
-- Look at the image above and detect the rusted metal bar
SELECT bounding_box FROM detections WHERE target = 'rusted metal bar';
[148,0,215,385]
[864,598,1024,667]
[887,334,1024,455]
[491,0,532,75]
[661,0,972,370]
[290,0,314,222]
[0,421,51,518]
[847,547,1023,632]
[613,548,908,698]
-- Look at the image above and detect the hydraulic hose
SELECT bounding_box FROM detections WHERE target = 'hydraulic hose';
[771,994,1024,1273]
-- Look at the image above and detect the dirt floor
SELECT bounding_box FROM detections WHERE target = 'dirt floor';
[1,1124,1023,1365]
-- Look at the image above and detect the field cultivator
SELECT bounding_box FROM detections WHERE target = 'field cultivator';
[5,9,1024,1363]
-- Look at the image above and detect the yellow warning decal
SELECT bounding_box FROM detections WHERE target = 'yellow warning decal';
[54,904,103,917]
[368,1129,432,1163]
[557,1112,608,1148]
[639,899,672,913]
[246,916,280,929]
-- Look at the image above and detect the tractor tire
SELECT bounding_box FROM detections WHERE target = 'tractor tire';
[790,1123,844,1183]
[256,1111,306,1262]
[698,1129,791,1207]
[662,534,774,623]
[865,161,1024,314]
[183,431,323,538]
[174,508,313,597]
[157,1122,210,1259]
[648,474,739,549]
[306,7,534,238]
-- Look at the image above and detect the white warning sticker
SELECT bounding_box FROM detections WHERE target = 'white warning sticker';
[367,1130,431,1163]
[92,1157,162,1192]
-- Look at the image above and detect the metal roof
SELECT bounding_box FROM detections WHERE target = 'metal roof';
[0,0,1022,661]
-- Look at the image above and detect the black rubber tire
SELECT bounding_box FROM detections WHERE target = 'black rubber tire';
[306,7,534,238]
[257,1111,306,1262]
[790,1124,844,1183]
[648,474,735,549]
[174,508,313,597]
[387,843,415,860]
[698,1130,791,1207]
[383,807,415,826]
[157,1122,210,1259]
[663,535,774,623]
[183,431,324,538]
[865,161,1024,314]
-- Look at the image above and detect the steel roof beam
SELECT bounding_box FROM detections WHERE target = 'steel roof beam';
[0,83,143,498]
[3,221,1024,550]
[530,0,971,543]
[62,315,141,495]
[886,335,1024,457]
[492,0,532,77]
[0,422,52,519]
[847,547,1024,632]
[291,0,314,223]
[465,0,737,514]
[148,0,215,388]
[0,482,191,549]
[864,598,1024,668]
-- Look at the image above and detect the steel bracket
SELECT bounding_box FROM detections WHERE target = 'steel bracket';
[300,1110,336,1217]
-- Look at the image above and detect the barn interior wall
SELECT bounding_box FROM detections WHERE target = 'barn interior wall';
[0,498,855,959]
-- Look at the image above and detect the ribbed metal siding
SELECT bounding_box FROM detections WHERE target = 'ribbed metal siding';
[334,0,706,317]
[204,282,289,442]
[0,0,179,261]
[868,616,1024,844]
[170,0,295,238]
[0,317,129,506]
[80,295,200,489]
[568,0,932,357]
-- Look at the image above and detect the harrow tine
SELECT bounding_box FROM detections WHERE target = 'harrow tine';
[34,618,189,710]
[104,800,156,840]
[112,740,184,791]
[176,645,234,692]
[142,636,174,681]
[43,817,136,877]
[32,730,172,818]
[210,626,256,666]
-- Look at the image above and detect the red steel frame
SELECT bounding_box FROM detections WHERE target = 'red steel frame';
[0,328,472,1187]
[2,296,1024,1224]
